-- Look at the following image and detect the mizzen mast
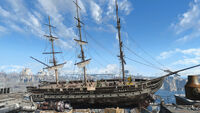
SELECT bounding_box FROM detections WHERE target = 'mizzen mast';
[43,16,66,85]
[74,0,91,85]
[115,0,126,84]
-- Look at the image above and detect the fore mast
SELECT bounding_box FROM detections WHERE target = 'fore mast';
[74,0,91,85]
[115,0,126,84]
[31,16,66,85]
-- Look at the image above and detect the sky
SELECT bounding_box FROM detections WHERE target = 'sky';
[0,0,200,77]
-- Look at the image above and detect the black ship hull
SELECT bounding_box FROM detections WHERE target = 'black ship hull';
[27,77,164,109]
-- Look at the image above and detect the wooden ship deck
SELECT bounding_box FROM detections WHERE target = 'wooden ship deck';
[27,77,164,109]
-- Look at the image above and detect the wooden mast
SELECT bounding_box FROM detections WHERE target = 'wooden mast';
[115,0,126,84]
[30,16,66,85]
[74,0,90,85]
[44,16,62,85]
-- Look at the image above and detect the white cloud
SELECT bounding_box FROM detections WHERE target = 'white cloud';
[0,0,79,49]
[0,25,7,32]
[0,0,134,75]
[61,63,119,75]
[118,0,132,15]
[37,0,78,49]
[10,24,23,32]
[0,0,44,36]
[0,0,134,59]
[159,48,200,59]
[173,0,200,42]
[91,24,117,33]
[0,0,133,48]
[0,7,10,17]
[176,31,200,42]
[181,48,200,56]
[56,39,74,49]
[178,67,200,76]
[107,0,115,17]
[176,35,191,42]
[7,0,25,13]
[78,0,86,14]
[175,0,200,33]
[0,65,25,73]
[106,0,133,20]
[107,24,117,32]
[158,48,181,59]
[99,64,118,74]
[173,57,200,65]
[158,48,200,66]
[90,0,102,23]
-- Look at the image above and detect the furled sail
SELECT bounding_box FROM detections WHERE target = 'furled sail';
[44,62,66,71]
[74,39,88,45]
[75,59,91,68]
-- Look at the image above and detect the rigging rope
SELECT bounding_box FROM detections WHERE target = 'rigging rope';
[83,28,164,71]
[122,27,168,69]
[123,44,165,71]
[73,8,166,73]
[83,28,116,55]
[131,38,167,68]
[88,47,110,67]
[125,56,164,71]
[83,27,117,64]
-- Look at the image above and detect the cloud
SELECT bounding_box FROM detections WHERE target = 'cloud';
[118,0,133,15]
[0,0,135,75]
[181,48,200,56]
[0,6,10,17]
[172,48,200,65]
[158,48,200,59]
[0,65,25,73]
[0,0,44,36]
[178,67,200,76]
[9,23,23,32]
[0,25,7,33]
[0,0,133,48]
[172,0,200,42]
[158,48,181,59]
[172,57,200,65]
[176,31,200,42]
[37,0,89,49]
[160,48,200,58]
[98,64,118,74]
[106,0,133,20]
[89,0,102,23]
[61,63,119,75]
[158,48,200,66]
[107,0,115,17]
[0,0,81,49]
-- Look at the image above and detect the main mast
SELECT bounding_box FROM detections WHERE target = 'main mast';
[74,0,91,85]
[43,16,65,85]
[115,0,126,84]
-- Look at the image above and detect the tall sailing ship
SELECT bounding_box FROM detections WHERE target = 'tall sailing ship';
[27,0,200,111]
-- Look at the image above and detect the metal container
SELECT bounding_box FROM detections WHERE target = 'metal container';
[185,75,200,100]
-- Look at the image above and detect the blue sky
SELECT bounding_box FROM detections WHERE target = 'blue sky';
[0,0,200,77]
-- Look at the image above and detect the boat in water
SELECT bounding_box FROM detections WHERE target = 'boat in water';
[26,0,200,111]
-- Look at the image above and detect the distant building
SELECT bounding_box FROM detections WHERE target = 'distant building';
[20,68,33,83]
[37,70,47,82]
